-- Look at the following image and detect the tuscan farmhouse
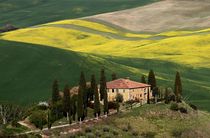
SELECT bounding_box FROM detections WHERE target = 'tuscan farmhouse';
[106,78,152,103]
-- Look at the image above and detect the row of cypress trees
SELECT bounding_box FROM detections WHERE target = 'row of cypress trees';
[51,69,109,125]
[141,70,182,103]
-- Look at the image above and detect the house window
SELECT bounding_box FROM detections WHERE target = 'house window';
[123,89,125,92]
[112,89,114,93]
[116,89,119,92]
[140,94,142,97]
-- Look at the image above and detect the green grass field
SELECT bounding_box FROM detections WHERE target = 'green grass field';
[52,104,210,137]
[0,18,210,111]
[0,0,158,27]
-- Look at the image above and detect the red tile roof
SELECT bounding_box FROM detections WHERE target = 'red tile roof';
[106,78,150,89]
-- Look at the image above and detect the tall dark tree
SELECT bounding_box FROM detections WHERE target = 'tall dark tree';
[100,69,108,114]
[111,73,117,81]
[147,70,156,104]
[100,69,106,100]
[174,71,182,102]
[148,70,156,90]
[141,75,146,83]
[77,72,85,121]
[52,80,60,104]
[47,109,52,129]
[63,85,72,124]
[165,88,169,104]
[71,95,77,121]
[91,75,100,117]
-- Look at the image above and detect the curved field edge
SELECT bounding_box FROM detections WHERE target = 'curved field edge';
[0,40,210,112]
[0,0,159,27]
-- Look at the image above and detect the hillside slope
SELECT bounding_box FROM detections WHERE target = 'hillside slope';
[0,19,210,111]
[88,0,210,32]
[0,0,158,27]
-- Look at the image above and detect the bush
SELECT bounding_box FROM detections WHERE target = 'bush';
[95,130,101,137]
[103,126,110,132]
[104,134,112,138]
[141,131,156,138]
[172,129,183,137]
[179,107,188,113]
[170,102,179,111]
[85,127,92,133]
[86,133,95,138]
[115,93,124,103]
[112,130,119,136]
[122,127,128,132]
[131,130,139,136]
[189,103,197,110]
[29,110,47,129]
[108,102,118,110]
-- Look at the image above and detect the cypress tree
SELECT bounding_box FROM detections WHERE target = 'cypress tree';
[91,75,100,117]
[100,69,106,100]
[72,95,77,121]
[174,71,182,102]
[141,75,146,83]
[77,72,85,121]
[63,85,72,124]
[148,70,156,90]
[52,80,60,104]
[100,69,108,114]
[165,88,169,104]
[47,109,52,129]
[111,73,117,80]
[147,70,156,104]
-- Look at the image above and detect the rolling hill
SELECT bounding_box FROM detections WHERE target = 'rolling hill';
[88,0,210,32]
[0,18,210,111]
[0,0,158,28]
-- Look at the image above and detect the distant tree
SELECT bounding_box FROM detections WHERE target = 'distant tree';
[71,95,77,121]
[153,87,159,103]
[63,85,72,124]
[165,88,169,104]
[29,110,47,130]
[77,72,85,121]
[91,75,100,117]
[115,93,123,113]
[147,70,157,104]
[47,109,52,129]
[141,75,146,83]
[100,69,109,114]
[0,103,24,125]
[52,80,60,104]
[174,71,182,102]
[111,73,117,80]
[100,69,106,101]
[148,70,156,90]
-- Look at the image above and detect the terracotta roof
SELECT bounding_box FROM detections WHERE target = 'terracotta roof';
[106,78,150,89]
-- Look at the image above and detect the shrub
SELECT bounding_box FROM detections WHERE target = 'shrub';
[172,129,183,137]
[189,103,197,110]
[170,102,179,111]
[131,130,139,136]
[122,127,128,132]
[95,130,102,137]
[179,107,187,113]
[112,130,119,136]
[104,134,112,138]
[115,93,124,103]
[86,133,95,138]
[29,110,47,130]
[108,102,118,109]
[85,127,92,133]
[103,126,110,132]
[127,123,132,130]
[141,131,156,138]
